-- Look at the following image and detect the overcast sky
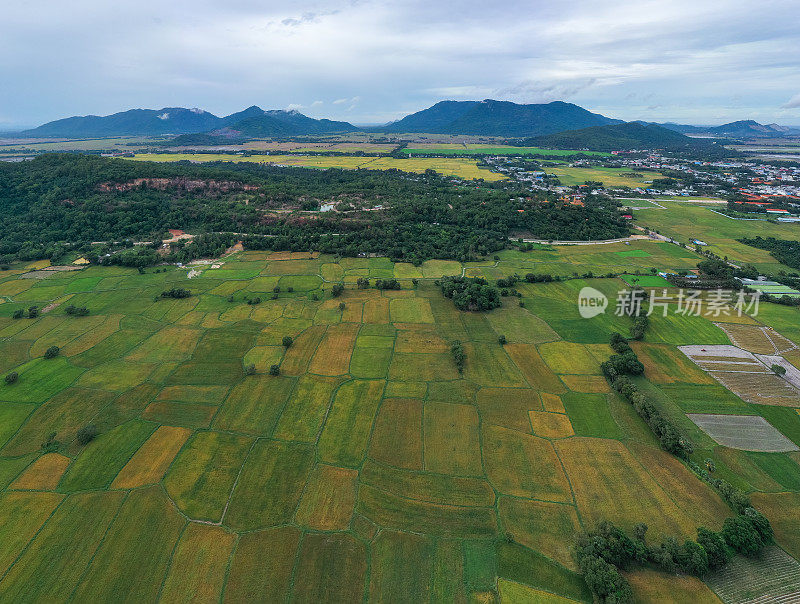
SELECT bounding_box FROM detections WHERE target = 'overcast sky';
[2,0,799,129]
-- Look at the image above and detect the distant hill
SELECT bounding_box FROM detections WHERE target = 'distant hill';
[382,99,621,136]
[524,122,717,151]
[17,105,357,139]
[19,107,226,138]
[168,110,358,145]
[657,120,800,139]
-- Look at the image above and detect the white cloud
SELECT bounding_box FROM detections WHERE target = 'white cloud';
[0,0,799,126]
[782,94,800,109]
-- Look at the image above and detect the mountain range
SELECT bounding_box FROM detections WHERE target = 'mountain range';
[381,100,621,137]
[17,106,357,139]
[12,101,800,143]
[656,120,800,139]
[524,122,720,152]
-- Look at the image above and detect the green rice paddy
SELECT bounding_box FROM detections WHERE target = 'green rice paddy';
[0,244,798,602]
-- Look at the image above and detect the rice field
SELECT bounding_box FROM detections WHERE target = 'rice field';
[128,152,507,181]
[0,249,798,601]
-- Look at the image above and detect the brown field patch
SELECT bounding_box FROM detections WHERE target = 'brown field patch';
[498,497,581,570]
[556,437,699,539]
[394,326,448,353]
[475,387,541,432]
[280,325,326,376]
[160,523,236,604]
[483,424,572,502]
[10,453,70,490]
[529,411,574,439]
[541,392,567,413]
[750,492,800,560]
[718,323,796,354]
[341,301,363,323]
[627,442,728,529]
[784,348,800,371]
[362,297,390,323]
[708,371,800,407]
[504,344,567,392]
[360,460,494,507]
[308,324,359,376]
[295,465,358,530]
[389,352,459,381]
[559,374,611,392]
[267,250,319,261]
[357,484,497,537]
[423,402,483,476]
[631,342,715,384]
[223,527,300,603]
[626,569,721,604]
[369,398,423,470]
[111,426,192,489]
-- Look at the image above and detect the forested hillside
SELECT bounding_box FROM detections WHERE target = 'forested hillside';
[0,154,629,263]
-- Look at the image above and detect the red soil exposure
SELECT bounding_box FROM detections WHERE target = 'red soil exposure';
[97,178,259,193]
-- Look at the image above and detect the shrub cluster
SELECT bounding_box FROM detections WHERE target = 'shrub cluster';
[439,276,501,312]
[629,315,648,340]
[524,273,555,283]
[64,304,90,316]
[450,340,466,373]
[76,424,99,446]
[374,278,401,290]
[161,287,191,299]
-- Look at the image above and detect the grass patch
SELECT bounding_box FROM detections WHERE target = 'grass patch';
[225,440,314,530]
[164,431,253,522]
[58,420,156,492]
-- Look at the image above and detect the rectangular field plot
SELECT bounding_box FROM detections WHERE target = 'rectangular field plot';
[681,344,800,406]
[424,402,483,476]
[717,323,797,355]
[705,546,800,604]
[688,414,799,452]
[555,437,700,539]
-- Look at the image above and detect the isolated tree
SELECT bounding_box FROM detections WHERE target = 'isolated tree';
[44,346,60,359]
[12,309,24,319]
[244,364,256,376]
[331,283,345,297]
[282,336,293,348]
[498,335,507,345]
[27,306,39,318]
[338,302,346,311]
[4,372,18,385]
[772,364,787,376]
[269,364,280,376]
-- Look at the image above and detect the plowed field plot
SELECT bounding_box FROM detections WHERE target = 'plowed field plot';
[687,414,799,452]
[717,323,798,355]
[680,344,800,406]
[705,546,800,604]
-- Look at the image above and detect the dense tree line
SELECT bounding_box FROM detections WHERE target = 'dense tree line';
[739,236,800,271]
[0,154,629,264]
[576,510,772,603]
